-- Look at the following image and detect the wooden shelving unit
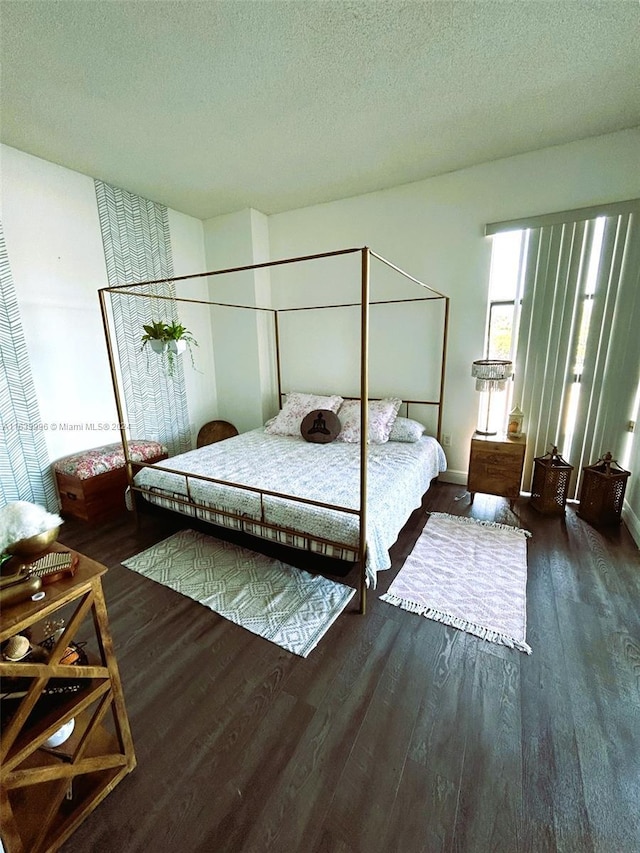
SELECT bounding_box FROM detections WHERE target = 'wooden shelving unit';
[0,547,135,853]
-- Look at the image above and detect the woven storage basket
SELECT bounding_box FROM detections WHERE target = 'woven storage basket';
[530,447,574,515]
[577,452,630,526]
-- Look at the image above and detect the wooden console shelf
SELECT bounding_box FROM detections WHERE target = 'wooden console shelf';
[0,547,135,853]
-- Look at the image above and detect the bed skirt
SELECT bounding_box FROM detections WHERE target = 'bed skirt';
[136,489,360,564]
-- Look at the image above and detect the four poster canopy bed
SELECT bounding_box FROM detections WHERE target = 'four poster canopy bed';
[99,247,449,614]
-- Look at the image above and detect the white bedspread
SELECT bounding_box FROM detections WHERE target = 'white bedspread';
[134,428,447,587]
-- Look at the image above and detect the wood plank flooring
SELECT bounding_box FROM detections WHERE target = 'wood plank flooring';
[53,483,640,853]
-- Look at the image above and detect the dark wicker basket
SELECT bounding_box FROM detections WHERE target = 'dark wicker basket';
[577,452,630,526]
[530,446,574,515]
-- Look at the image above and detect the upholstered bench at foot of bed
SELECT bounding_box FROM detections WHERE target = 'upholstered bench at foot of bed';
[53,440,168,523]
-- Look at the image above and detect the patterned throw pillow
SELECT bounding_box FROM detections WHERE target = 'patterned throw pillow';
[388,417,426,443]
[336,398,402,444]
[265,392,343,437]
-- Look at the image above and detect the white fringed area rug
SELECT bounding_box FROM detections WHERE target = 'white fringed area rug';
[380,512,532,654]
[123,529,355,658]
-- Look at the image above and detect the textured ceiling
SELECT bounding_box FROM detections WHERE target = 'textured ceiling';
[1,1,639,220]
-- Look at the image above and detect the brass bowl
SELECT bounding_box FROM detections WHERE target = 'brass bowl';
[7,526,60,558]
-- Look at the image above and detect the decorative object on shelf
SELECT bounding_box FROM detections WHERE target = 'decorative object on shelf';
[0,501,61,604]
[471,359,513,436]
[577,452,631,526]
[28,550,78,584]
[2,635,31,662]
[530,446,574,515]
[0,552,78,612]
[140,319,198,377]
[43,717,76,748]
[41,617,66,646]
[0,574,43,609]
[0,501,62,556]
[507,405,524,439]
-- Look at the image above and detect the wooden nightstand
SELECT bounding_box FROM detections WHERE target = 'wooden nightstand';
[467,433,526,509]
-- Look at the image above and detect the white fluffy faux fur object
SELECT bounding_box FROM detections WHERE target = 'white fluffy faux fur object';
[0,501,63,553]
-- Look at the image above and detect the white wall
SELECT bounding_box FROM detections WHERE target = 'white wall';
[1,145,115,461]
[201,208,276,433]
[249,208,279,423]
[167,208,215,445]
[623,418,640,546]
[1,144,211,462]
[268,128,640,485]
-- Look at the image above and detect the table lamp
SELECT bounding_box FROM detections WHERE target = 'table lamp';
[471,359,513,435]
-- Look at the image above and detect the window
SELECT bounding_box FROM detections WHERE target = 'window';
[485,200,639,498]
[484,229,527,432]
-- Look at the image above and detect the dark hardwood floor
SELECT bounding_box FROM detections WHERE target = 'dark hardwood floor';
[54,483,640,853]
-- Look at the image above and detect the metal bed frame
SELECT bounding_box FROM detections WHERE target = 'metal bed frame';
[98,246,449,614]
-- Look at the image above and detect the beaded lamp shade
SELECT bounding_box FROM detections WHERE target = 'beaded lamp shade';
[471,359,513,435]
[471,359,513,390]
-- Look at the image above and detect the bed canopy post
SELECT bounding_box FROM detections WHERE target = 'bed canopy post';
[99,288,136,513]
[274,310,283,407]
[359,247,370,615]
[437,296,450,442]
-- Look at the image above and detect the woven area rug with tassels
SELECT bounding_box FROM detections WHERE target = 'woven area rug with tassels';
[380,512,532,653]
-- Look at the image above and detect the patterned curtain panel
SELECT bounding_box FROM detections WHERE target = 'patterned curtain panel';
[0,221,58,510]
[94,181,191,457]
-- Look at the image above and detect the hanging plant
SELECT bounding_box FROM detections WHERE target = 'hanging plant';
[140,320,199,378]
[140,321,170,355]
[163,321,198,376]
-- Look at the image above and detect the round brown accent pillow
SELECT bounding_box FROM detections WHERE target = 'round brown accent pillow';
[300,409,341,444]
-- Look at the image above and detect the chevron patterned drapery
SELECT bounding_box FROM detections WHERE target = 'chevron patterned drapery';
[0,221,58,510]
[94,181,191,457]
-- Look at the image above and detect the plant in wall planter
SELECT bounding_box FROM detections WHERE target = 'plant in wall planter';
[140,320,198,378]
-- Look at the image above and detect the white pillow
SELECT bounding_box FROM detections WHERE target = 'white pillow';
[388,417,426,443]
[336,398,402,444]
[265,392,343,437]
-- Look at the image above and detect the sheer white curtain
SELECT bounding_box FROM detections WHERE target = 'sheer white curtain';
[487,200,640,498]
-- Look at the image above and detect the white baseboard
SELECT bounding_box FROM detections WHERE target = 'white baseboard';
[622,501,640,548]
[438,470,468,486]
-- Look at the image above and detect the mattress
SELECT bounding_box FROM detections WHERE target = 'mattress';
[133,428,447,587]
